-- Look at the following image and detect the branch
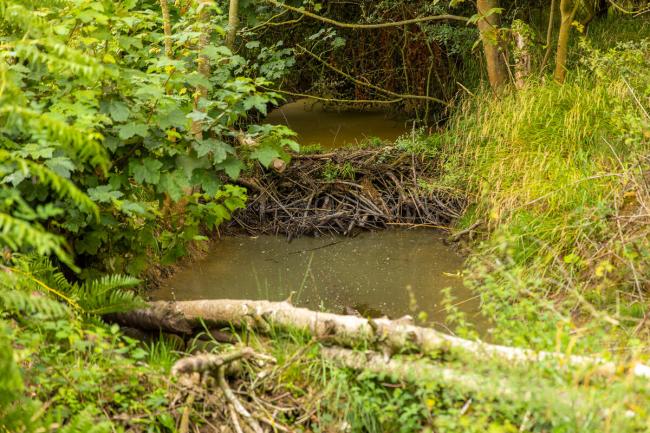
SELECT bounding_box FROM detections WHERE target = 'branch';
[540,0,556,73]
[113,299,650,380]
[259,85,403,105]
[296,44,449,105]
[264,0,469,28]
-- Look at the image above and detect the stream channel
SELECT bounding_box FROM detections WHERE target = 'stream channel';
[154,101,482,327]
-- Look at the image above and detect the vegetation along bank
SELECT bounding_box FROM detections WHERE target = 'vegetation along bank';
[2,0,650,432]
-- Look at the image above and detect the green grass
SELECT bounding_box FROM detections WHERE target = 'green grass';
[430,27,650,350]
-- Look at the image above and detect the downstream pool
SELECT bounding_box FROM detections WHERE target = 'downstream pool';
[153,230,481,327]
[264,99,410,149]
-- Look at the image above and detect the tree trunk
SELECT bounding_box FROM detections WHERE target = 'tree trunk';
[512,22,531,89]
[476,0,508,91]
[108,299,650,379]
[191,0,212,139]
[226,0,239,50]
[159,0,173,57]
[553,0,578,83]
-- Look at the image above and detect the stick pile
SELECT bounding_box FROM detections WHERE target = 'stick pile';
[231,146,466,238]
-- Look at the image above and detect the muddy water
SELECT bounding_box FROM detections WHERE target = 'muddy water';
[153,230,481,327]
[264,99,410,149]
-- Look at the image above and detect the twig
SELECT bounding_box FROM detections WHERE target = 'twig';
[264,0,468,28]
[217,366,264,433]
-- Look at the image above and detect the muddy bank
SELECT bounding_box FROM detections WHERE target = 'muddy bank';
[231,146,466,238]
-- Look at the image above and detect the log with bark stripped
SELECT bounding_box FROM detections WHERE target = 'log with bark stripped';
[109,299,650,379]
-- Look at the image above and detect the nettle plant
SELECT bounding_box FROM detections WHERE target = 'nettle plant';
[0,0,298,276]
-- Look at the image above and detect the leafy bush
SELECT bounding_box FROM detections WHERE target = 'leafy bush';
[0,0,298,276]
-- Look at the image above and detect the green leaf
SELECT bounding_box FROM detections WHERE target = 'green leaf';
[109,100,130,122]
[118,123,149,140]
[243,94,268,115]
[87,185,123,203]
[129,158,163,184]
[192,169,222,196]
[157,170,191,202]
[44,156,75,178]
[216,157,244,180]
[156,107,187,130]
[250,146,280,167]
[193,138,232,163]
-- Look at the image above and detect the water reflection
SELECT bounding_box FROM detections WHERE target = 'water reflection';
[264,99,410,149]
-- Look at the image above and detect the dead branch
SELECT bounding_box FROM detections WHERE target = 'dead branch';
[229,146,466,238]
[114,300,650,380]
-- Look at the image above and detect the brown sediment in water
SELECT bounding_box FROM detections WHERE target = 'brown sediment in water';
[230,146,466,239]
[151,230,482,327]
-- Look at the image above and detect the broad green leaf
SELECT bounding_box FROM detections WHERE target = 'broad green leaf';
[157,170,191,202]
[87,185,124,203]
[250,146,280,167]
[129,158,163,184]
[243,94,268,115]
[216,157,244,180]
[193,138,232,163]
[109,100,130,122]
[118,123,149,140]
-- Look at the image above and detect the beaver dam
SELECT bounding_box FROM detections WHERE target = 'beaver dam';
[157,102,477,326]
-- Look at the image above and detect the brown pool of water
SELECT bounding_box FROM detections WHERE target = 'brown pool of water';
[152,230,482,328]
[264,99,410,149]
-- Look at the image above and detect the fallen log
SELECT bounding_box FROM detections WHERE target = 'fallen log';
[320,347,602,417]
[110,299,650,379]
[321,347,515,398]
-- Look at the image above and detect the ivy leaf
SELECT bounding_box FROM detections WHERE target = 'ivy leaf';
[109,100,130,122]
[129,158,163,184]
[250,146,280,167]
[118,123,149,140]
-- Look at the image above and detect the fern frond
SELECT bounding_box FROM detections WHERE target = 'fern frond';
[0,1,51,33]
[0,212,74,268]
[0,150,99,217]
[0,105,109,172]
[13,40,107,80]
[71,274,145,315]
[0,287,69,318]
[56,409,112,433]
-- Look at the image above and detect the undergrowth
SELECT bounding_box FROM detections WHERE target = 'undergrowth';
[435,28,650,350]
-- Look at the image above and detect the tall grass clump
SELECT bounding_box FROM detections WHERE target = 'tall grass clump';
[437,37,650,349]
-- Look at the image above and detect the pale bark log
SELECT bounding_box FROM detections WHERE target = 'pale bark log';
[111,299,650,379]
[322,347,515,397]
